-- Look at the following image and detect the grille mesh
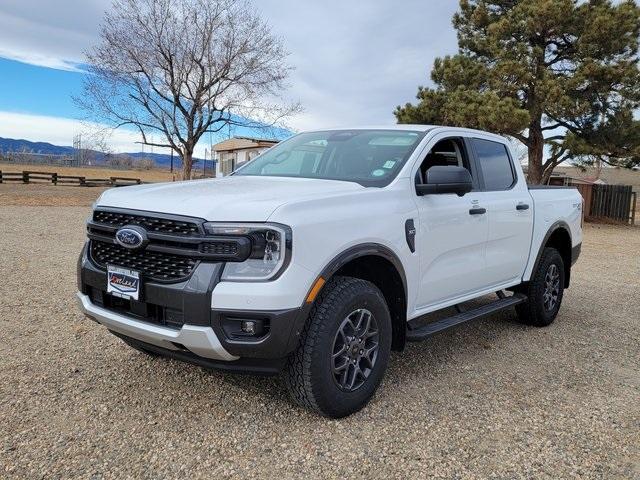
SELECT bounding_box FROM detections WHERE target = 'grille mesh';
[93,210,200,236]
[90,241,198,281]
[199,241,239,255]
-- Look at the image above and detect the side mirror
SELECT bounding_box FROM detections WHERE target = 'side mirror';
[416,165,473,197]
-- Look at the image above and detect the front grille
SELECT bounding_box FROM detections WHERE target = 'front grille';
[199,241,239,255]
[93,210,201,236]
[90,240,198,282]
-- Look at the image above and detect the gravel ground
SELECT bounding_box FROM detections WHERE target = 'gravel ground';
[0,205,638,479]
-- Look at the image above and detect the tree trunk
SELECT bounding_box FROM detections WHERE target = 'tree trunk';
[182,150,193,180]
[527,124,544,184]
[541,163,555,185]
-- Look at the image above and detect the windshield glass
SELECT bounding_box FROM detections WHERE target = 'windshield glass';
[233,129,425,187]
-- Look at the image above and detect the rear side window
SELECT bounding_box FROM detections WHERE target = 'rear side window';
[472,139,515,191]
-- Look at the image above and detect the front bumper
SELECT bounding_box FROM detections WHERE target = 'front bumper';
[77,241,310,374]
[76,292,238,361]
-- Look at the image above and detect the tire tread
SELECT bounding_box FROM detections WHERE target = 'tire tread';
[284,276,388,416]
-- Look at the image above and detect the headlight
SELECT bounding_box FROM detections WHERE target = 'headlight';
[203,223,291,281]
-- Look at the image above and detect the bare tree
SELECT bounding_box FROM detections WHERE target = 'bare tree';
[77,0,296,180]
[109,154,135,169]
[136,157,156,170]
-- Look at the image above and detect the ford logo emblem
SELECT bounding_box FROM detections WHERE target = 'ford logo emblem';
[115,226,148,250]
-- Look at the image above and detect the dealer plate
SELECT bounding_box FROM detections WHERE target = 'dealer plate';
[107,265,140,301]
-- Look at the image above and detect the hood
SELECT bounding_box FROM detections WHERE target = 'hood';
[96,175,364,221]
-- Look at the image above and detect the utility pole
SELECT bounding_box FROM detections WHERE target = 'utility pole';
[170,149,174,173]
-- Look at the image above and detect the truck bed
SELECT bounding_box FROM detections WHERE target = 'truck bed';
[522,186,583,281]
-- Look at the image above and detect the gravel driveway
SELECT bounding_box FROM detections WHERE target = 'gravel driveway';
[1,205,638,479]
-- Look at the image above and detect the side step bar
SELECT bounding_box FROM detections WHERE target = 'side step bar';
[406,293,527,342]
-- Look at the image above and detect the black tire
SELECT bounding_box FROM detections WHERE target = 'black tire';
[516,247,565,327]
[284,276,392,418]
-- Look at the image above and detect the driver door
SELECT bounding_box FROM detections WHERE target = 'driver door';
[413,136,489,311]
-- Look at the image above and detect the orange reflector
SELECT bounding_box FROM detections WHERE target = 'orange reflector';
[306,277,325,303]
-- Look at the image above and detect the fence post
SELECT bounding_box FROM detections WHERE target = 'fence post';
[0,170,2,184]
[52,172,58,186]
[632,192,637,226]
[22,171,29,184]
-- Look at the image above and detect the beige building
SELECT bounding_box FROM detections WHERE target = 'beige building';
[213,137,279,176]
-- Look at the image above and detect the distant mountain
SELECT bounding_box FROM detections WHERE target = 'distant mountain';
[0,137,74,156]
[0,137,206,168]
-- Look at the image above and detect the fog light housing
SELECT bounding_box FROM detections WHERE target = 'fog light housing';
[220,316,268,339]
[241,320,256,334]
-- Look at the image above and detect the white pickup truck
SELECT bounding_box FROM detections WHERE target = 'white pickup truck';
[77,126,583,418]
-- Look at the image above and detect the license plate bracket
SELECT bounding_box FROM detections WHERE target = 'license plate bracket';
[107,265,141,301]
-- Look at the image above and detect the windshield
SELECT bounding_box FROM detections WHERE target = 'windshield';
[233,129,425,187]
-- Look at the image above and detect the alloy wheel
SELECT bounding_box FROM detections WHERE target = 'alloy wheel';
[331,309,380,392]
[543,263,561,311]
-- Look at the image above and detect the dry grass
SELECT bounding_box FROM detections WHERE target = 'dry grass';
[0,162,178,182]
[0,163,180,207]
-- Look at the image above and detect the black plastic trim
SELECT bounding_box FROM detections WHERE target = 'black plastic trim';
[530,220,573,286]
[112,332,287,376]
[87,240,201,284]
[93,206,207,233]
[80,241,306,360]
[79,245,222,326]
[407,293,527,341]
[319,243,408,298]
[528,185,577,190]
[87,232,251,261]
[405,219,416,253]
[571,243,581,265]
[210,306,306,358]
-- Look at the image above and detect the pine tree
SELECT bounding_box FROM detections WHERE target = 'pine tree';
[395,0,640,184]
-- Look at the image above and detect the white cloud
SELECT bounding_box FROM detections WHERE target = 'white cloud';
[0,0,460,132]
[257,0,459,129]
[0,111,212,156]
[0,4,100,70]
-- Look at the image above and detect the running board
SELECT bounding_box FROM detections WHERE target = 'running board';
[406,293,527,342]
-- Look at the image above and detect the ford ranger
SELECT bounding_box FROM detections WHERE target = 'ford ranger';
[77,126,583,418]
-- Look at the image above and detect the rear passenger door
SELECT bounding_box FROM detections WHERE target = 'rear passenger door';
[469,138,533,287]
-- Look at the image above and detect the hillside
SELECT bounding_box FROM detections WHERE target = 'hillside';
[0,136,201,167]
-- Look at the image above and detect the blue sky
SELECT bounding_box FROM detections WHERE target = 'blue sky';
[0,57,83,118]
[0,0,459,155]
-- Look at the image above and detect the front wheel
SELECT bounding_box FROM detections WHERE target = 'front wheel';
[516,247,565,327]
[285,276,392,418]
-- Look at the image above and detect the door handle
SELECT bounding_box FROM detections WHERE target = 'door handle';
[469,207,486,215]
[516,204,530,211]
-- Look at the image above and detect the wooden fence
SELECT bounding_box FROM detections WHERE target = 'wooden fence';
[571,182,637,225]
[0,170,143,187]
[589,184,636,224]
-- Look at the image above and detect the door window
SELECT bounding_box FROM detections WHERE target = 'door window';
[472,139,515,191]
[417,138,471,184]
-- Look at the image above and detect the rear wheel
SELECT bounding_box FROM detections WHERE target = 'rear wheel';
[285,276,392,418]
[516,247,565,327]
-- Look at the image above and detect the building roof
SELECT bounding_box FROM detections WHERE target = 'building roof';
[212,136,279,152]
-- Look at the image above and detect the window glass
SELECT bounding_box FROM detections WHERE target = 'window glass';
[417,138,470,184]
[472,139,514,190]
[234,130,425,187]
